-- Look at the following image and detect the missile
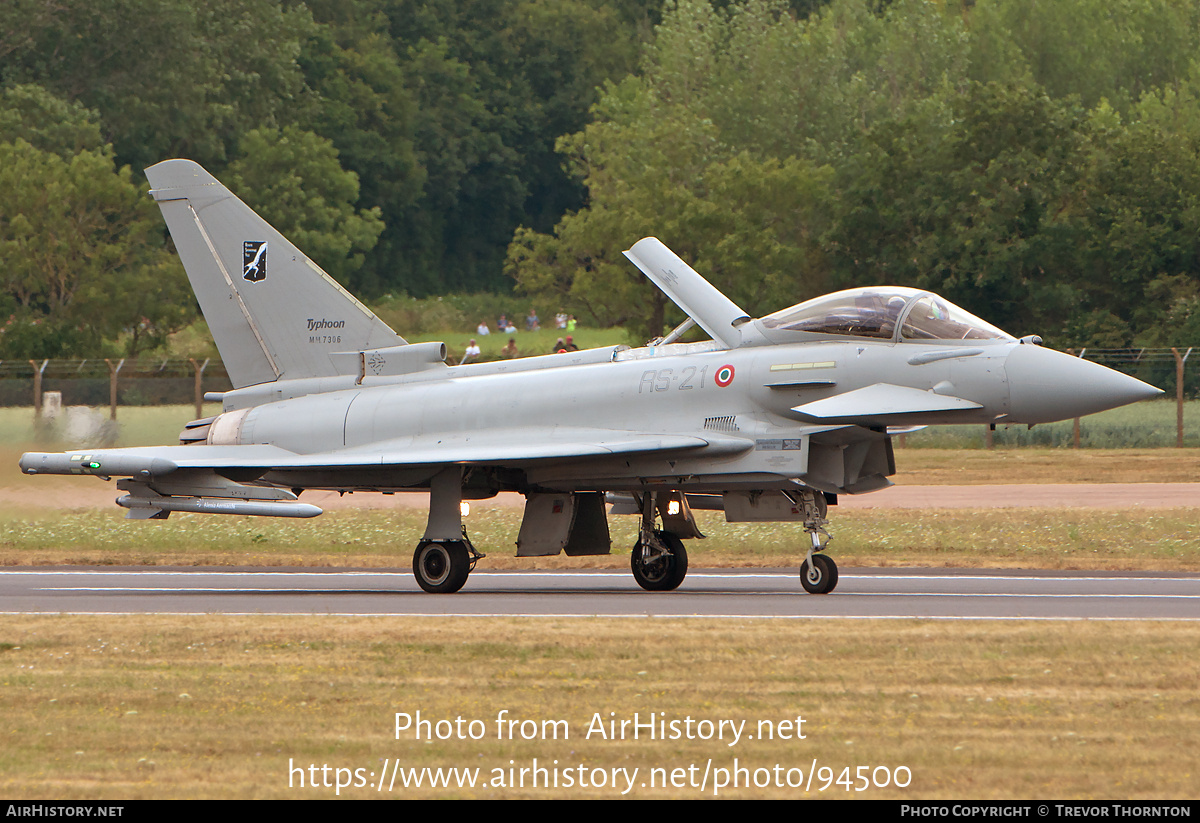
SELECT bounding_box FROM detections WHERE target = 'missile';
[116,494,323,518]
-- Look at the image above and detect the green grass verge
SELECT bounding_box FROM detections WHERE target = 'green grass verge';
[0,404,223,451]
[3,505,1199,571]
[908,399,1197,448]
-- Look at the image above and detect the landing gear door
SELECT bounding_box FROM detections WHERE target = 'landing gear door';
[564,492,611,556]
[723,490,814,522]
[516,492,612,557]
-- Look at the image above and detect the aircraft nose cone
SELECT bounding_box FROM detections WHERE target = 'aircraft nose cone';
[1005,344,1162,424]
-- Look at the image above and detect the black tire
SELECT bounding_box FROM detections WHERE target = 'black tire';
[800,553,838,594]
[631,530,689,591]
[413,540,471,594]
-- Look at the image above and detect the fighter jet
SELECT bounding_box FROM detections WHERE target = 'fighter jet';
[19,160,1162,594]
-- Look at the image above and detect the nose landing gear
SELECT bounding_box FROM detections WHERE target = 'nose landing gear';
[791,488,838,594]
[799,552,838,594]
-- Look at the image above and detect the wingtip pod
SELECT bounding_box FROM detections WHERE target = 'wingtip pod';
[20,451,178,477]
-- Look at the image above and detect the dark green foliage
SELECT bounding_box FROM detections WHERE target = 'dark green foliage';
[829,82,1090,336]
[227,126,385,289]
[301,0,649,296]
[6,0,1200,358]
[0,0,316,172]
[0,84,106,159]
[0,0,655,356]
[0,139,192,358]
[511,0,1200,350]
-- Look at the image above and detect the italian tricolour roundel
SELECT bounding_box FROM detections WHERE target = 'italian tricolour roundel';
[714,364,735,387]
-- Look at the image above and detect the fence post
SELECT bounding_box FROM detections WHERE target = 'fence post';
[1172,348,1192,448]
[189,357,209,419]
[30,359,48,418]
[105,358,124,420]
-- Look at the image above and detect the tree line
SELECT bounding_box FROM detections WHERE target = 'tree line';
[4,0,1200,358]
[510,0,1200,347]
[0,0,656,357]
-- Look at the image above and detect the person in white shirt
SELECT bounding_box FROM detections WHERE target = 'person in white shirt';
[461,339,481,364]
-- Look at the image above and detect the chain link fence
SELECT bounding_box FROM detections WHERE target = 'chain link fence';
[1,358,232,418]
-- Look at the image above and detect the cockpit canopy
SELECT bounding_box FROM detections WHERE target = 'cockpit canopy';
[759,287,1013,342]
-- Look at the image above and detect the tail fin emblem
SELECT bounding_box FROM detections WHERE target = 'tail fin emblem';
[242,241,267,282]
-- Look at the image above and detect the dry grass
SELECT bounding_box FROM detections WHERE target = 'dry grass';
[1,616,1196,799]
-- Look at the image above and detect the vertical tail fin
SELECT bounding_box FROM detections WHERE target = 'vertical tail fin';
[145,159,403,388]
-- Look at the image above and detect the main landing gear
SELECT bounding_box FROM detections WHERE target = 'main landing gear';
[412,467,484,594]
[629,491,693,591]
[631,529,688,591]
[413,531,485,594]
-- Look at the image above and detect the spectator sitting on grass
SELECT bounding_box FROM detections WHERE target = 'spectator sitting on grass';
[461,339,481,364]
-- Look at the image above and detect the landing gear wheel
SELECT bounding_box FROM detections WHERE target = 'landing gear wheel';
[413,540,471,593]
[631,530,688,591]
[800,553,838,594]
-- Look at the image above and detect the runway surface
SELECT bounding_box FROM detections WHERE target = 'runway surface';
[3,566,1198,619]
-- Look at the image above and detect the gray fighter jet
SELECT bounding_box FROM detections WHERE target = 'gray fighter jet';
[19,160,1162,594]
